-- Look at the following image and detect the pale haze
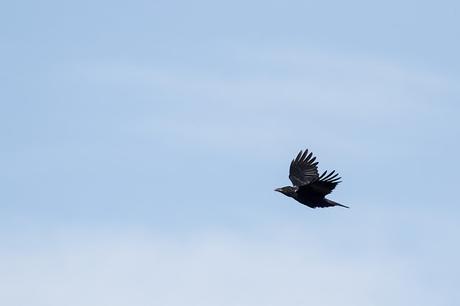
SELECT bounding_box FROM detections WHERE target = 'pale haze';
[1,1,460,305]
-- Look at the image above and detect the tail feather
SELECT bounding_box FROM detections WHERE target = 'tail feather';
[325,199,349,209]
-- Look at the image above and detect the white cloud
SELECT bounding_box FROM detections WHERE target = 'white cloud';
[69,46,458,160]
[0,221,456,306]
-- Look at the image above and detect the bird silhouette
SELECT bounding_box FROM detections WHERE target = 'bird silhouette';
[275,149,349,209]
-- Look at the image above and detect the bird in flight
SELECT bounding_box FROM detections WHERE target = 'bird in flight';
[275,149,349,209]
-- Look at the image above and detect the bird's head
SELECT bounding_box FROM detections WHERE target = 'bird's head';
[274,186,297,198]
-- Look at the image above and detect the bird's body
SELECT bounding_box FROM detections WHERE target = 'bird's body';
[275,149,348,209]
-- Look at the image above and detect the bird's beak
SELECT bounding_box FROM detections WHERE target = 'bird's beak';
[274,188,282,193]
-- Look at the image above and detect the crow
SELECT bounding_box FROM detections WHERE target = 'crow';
[275,149,349,209]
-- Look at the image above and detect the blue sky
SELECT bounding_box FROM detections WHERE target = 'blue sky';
[1,1,460,305]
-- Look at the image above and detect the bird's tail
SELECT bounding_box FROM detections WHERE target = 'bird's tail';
[326,199,350,209]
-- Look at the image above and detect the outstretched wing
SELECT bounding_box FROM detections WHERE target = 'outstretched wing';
[299,170,342,196]
[289,149,319,186]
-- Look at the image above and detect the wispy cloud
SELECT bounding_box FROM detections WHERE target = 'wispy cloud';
[1,225,454,306]
[70,46,459,160]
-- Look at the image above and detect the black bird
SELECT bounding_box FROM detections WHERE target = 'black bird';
[275,149,349,209]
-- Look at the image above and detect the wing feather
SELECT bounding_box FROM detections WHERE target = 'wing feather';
[289,149,320,186]
[300,169,341,196]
